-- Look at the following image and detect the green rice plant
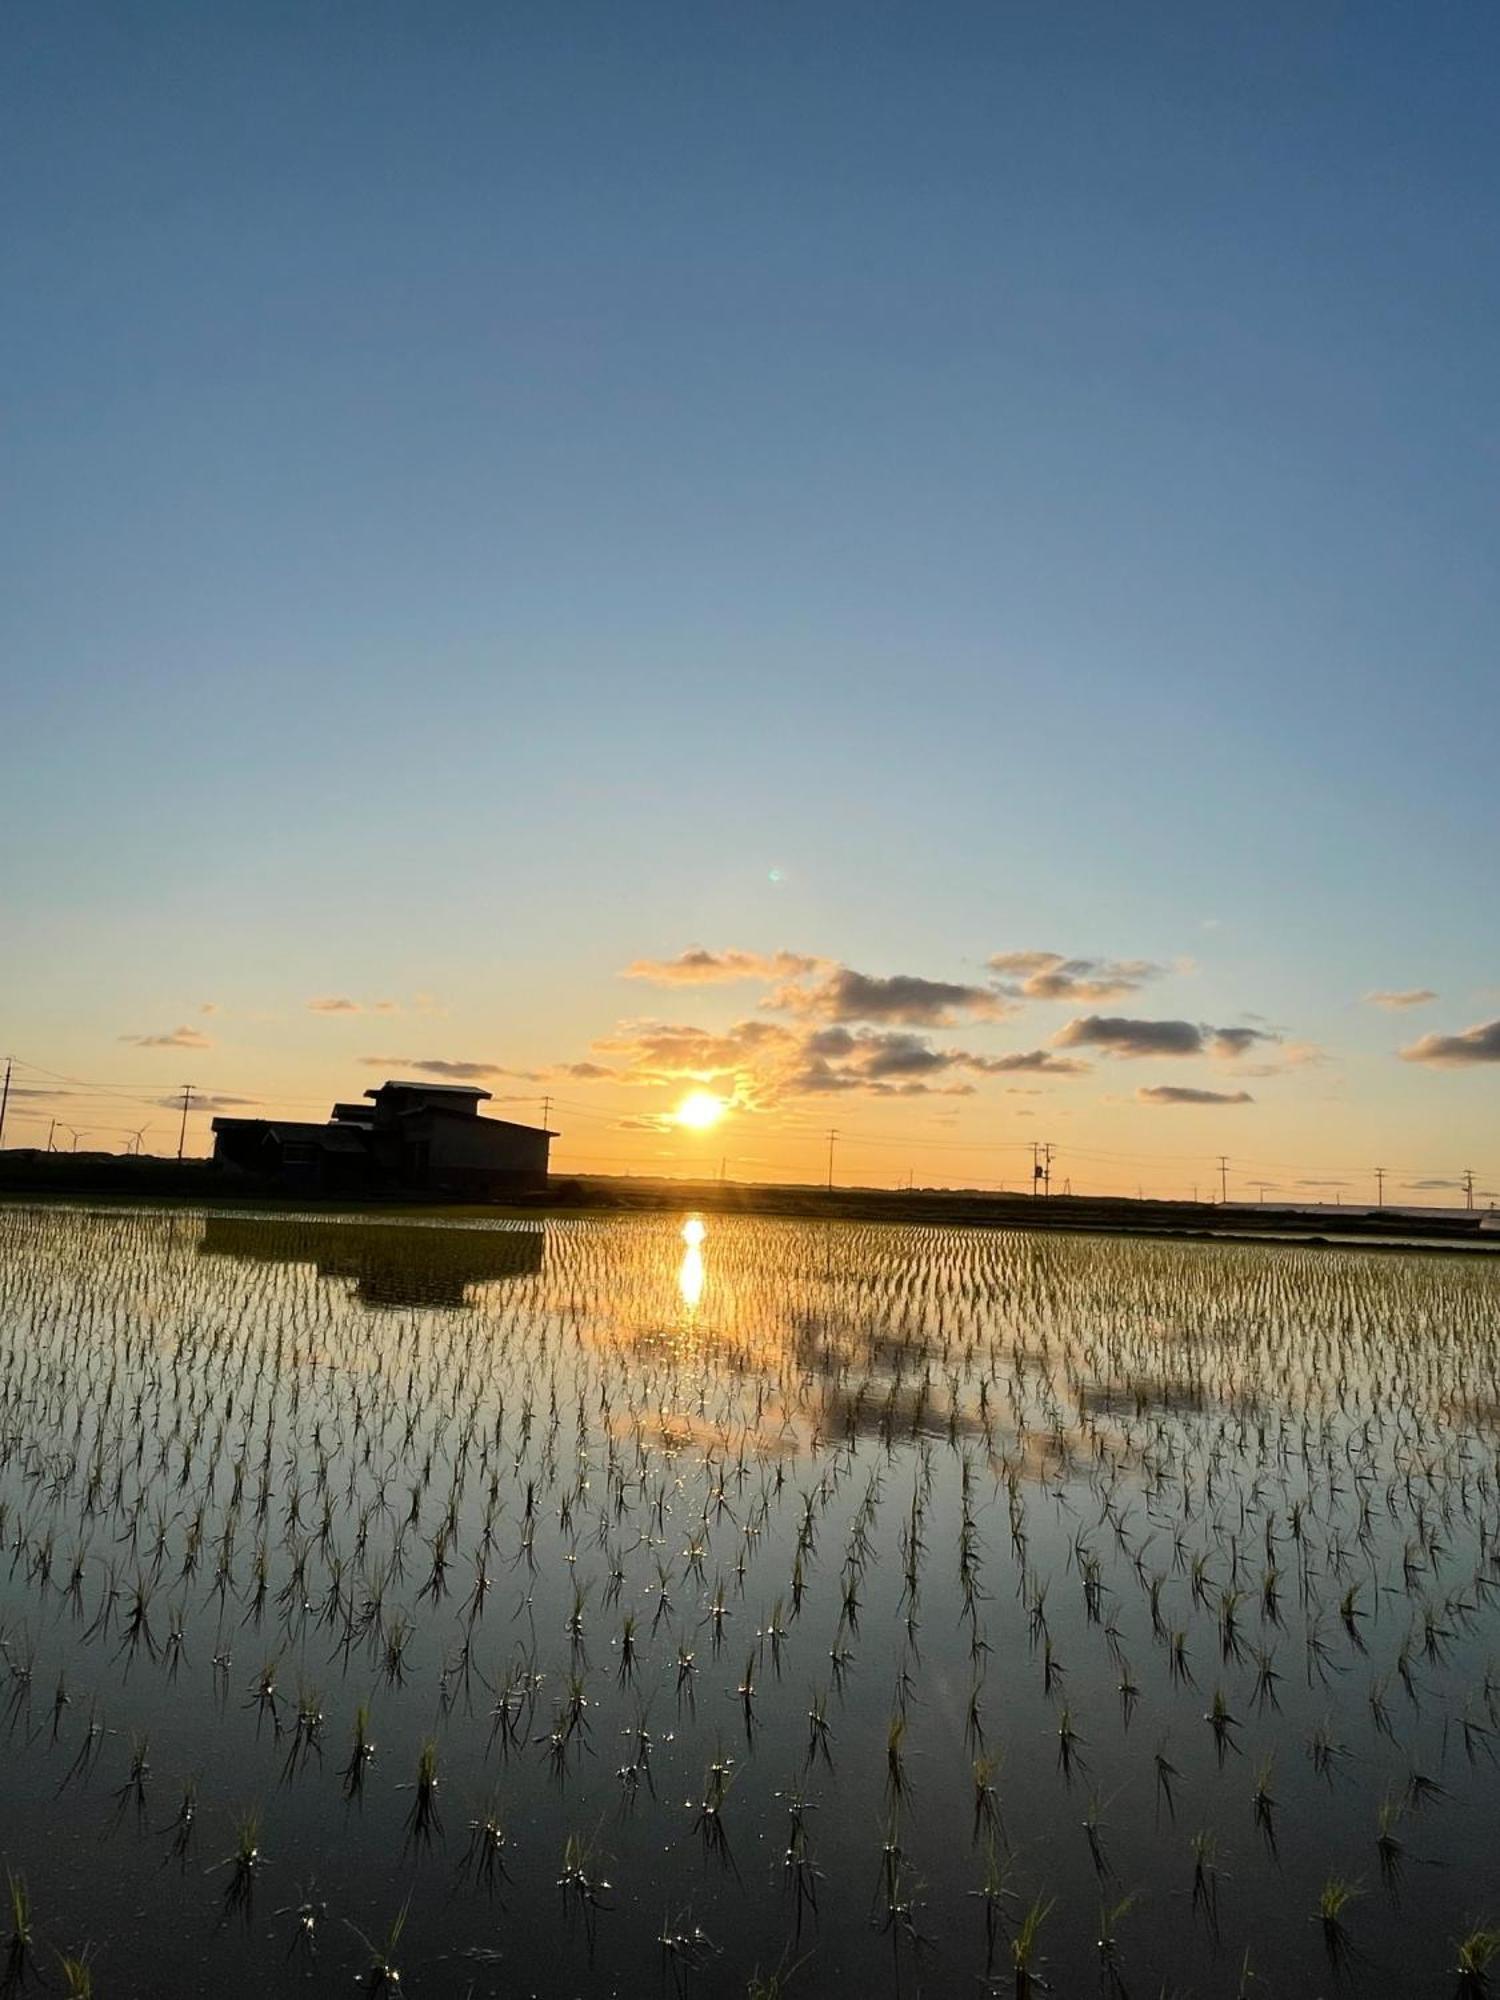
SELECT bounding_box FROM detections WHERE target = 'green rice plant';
[344,1895,409,1994]
[1010,1892,1054,1998]
[56,1949,94,1999]
[401,1739,441,1844]
[6,1870,33,1983]
[1316,1876,1361,1968]
[1456,1925,1500,1995]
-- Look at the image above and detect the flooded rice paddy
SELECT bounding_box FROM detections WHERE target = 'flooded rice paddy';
[2,1201,1500,1997]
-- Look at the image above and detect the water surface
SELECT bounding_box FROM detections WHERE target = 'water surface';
[2,1202,1498,1996]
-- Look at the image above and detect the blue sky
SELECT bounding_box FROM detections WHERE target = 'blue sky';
[3,5,1497,1192]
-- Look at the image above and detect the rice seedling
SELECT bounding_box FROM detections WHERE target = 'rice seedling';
[1456,1925,1500,1996]
[1010,1891,1054,1998]
[460,1797,511,1895]
[344,1895,409,1994]
[55,1949,94,1999]
[5,1872,32,1989]
[1316,1875,1361,1969]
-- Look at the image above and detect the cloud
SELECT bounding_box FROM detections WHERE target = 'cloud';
[155,1093,260,1113]
[371,1000,401,1014]
[1209,1026,1279,1058]
[984,1048,1091,1076]
[119,1026,214,1050]
[1405,1177,1463,1190]
[1236,1040,1329,1077]
[588,1015,1087,1106]
[199,1003,219,1016]
[548,1061,617,1081]
[1400,1019,1500,1066]
[773,965,1016,1027]
[1136,1086,1254,1107]
[308,997,361,1014]
[1053,1016,1277,1060]
[989,951,1164,1002]
[624,948,821,985]
[356,1056,541,1081]
[1366,988,1438,1010]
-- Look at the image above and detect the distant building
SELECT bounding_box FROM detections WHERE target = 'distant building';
[212,1081,555,1198]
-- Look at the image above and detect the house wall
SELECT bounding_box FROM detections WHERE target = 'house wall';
[402,1111,550,1191]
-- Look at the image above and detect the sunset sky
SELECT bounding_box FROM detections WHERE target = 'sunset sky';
[3,6,1496,1199]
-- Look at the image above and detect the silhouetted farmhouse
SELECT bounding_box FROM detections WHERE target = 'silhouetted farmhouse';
[211,1080,555,1198]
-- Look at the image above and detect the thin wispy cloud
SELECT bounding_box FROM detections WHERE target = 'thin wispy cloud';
[1400,1019,1500,1066]
[989,951,1164,1003]
[1366,988,1438,1010]
[1136,1085,1254,1107]
[119,1026,214,1050]
[308,996,361,1014]
[355,1056,541,1081]
[624,948,821,984]
[154,1092,259,1112]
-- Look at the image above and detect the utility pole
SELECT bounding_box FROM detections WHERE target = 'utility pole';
[1218,1155,1230,1204]
[176,1084,193,1162]
[1374,1165,1385,1208]
[46,1118,56,1153]
[1043,1143,1054,1197]
[0,1056,10,1150]
[540,1095,552,1129]
[1463,1168,1475,1211]
[1030,1141,1041,1195]
[826,1129,837,1191]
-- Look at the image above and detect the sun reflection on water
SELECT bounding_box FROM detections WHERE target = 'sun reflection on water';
[678,1217,706,1310]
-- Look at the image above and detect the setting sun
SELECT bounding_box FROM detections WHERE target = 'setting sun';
[674,1089,727,1130]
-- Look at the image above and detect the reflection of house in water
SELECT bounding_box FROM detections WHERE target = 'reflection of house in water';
[198,1214,545,1310]
[211,1080,555,1199]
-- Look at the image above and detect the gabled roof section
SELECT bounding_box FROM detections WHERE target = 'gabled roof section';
[364,1079,493,1103]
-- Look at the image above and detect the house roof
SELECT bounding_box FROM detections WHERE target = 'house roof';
[392,1104,558,1137]
[364,1080,493,1102]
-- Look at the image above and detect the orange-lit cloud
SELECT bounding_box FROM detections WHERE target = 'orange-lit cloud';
[624,947,822,984]
[771,965,1017,1027]
[356,1055,542,1080]
[119,1025,213,1050]
[990,951,1165,1002]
